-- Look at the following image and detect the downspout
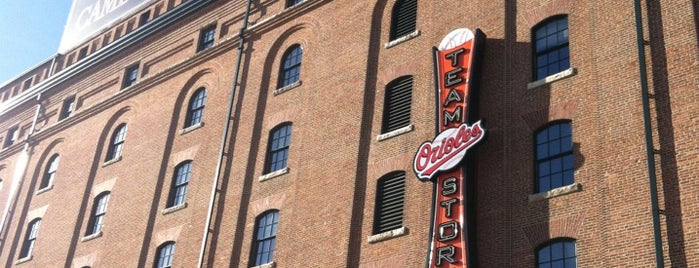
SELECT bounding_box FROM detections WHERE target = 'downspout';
[633,1,664,267]
[0,94,42,248]
[197,0,252,267]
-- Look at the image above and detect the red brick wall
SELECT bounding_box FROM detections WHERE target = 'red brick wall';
[0,0,696,267]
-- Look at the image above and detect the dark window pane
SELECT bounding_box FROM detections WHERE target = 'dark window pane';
[537,144,549,160]
[539,176,551,192]
[551,173,563,188]
[563,154,575,170]
[539,161,551,176]
[552,260,564,268]
[563,170,574,185]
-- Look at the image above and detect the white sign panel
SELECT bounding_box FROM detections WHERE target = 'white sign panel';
[59,0,156,53]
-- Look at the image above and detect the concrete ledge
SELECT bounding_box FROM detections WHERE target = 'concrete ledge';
[385,30,421,49]
[259,167,290,182]
[180,122,204,135]
[102,156,123,167]
[15,256,32,265]
[251,262,276,268]
[377,125,414,141]
[529,182,582,202]
[527,68,576,90]
[162,202,188,215]
[367,226,407,243]
[81,231,103,242]
[36,184,54,195]
[273,80,301,96]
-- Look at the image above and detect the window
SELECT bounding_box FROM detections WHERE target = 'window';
[60,96,76,120]
[23,77,34,90]
[39,154,60,189]
[167,161,192,207]
[278,45,302,88]
[373,171,406,234]
[533,15,569,80]
[389,0,417,40]
[185,88,206,128]
[155,242,175,268]
[106,124,127,162]
[198,25,216,51]
[78,47,88,60]
[251,210,279,266]
[19,219,41,259]
[381,76,413,133]
[3,126,19,148]
[139,11,151,27]
[122,64,139,88]
[537,239,577,268]
[87,192,110,235]
[264,123,292,173]
[285,0,303,8]
[535,121,574,192]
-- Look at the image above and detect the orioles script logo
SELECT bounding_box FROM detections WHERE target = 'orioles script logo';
[414,121,484,181]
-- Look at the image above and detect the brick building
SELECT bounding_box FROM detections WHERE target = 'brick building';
[0,0,697,267]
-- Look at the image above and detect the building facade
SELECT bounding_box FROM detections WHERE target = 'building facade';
[0,0,697,267]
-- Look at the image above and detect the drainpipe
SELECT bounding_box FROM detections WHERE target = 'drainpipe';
[197,0,252,267]
[0,94,42,248]
[633,1,664,267]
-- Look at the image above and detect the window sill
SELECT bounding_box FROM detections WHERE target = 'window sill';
[251,261,276,268]
[377,125,414,141]
[529,182,582,202]
[15,256,32,265]
[81,231,103,242]
[180,122,204,135]
[259,167,290,182]
[36,184,54,195]
[367,226,408,243]
[527,68,576,90]
[273,80,301,96]
[385,29,421,49]
[102,156,123,167]
[162,202,188,215]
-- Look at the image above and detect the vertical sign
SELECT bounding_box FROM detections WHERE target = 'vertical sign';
[413,28,485,268]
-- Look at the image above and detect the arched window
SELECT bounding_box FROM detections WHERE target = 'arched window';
[106,124,127,161]
[537,239,577,268]
[389,0,417,40]
[373,171,406,234]
[19,218,41,259]
[167,161,192,207]
[251,210,279,266]
[185,88,207,128]
[381,76,413,133]
[278,45,302,88]
[155,241,176,268]
[535,121,574,192]
[533,15,569,80]
[40,154,60,189]
[264,123,292,173]
[87,192,111,235]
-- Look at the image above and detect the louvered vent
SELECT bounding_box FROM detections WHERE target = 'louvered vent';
[374,171,406,234]
[390,0,417,40]
[382,76,413,133]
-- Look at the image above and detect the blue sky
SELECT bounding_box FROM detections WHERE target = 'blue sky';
[0,1,73,84]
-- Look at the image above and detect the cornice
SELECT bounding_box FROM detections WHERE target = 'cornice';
[0,0,213,117]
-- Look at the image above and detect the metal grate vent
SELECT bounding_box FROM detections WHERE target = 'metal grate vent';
[374,171,406,234]
[390,0,417,40]
[382,76,413,133]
